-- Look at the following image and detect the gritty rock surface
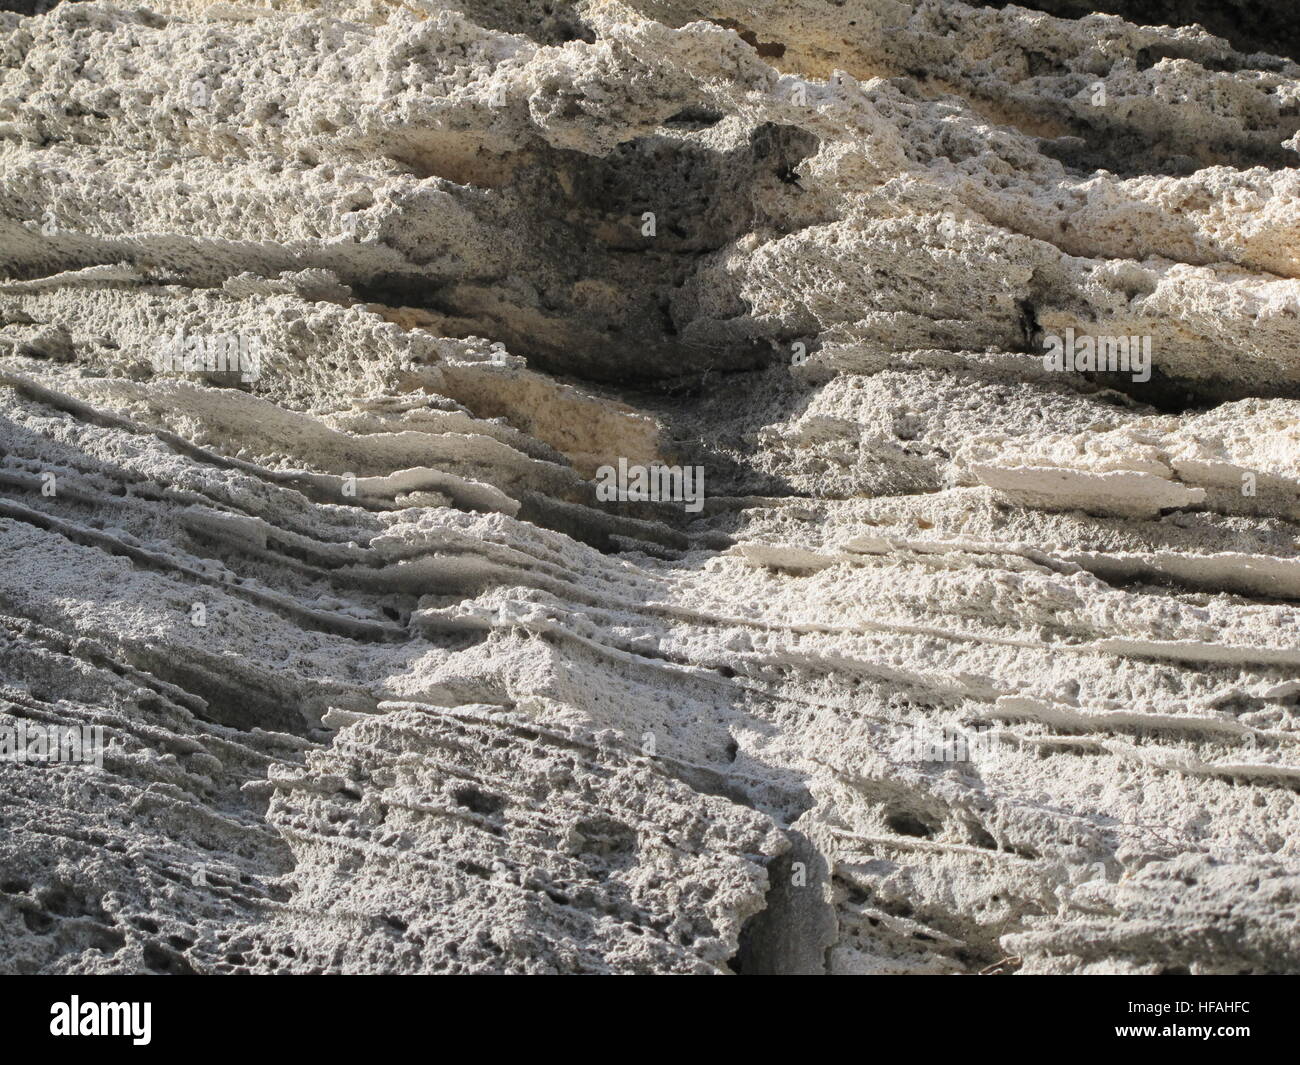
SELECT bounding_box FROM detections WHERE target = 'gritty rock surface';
[1,0,1298,974]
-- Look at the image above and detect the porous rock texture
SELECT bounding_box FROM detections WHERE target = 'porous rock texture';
[1,0,1299,975]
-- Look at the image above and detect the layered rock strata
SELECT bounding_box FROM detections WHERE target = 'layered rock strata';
[1,0,1299,974]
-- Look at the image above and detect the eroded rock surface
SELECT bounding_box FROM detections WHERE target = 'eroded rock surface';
[1,0,1299,974]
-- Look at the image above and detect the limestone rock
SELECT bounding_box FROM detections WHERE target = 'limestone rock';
[1,0,1299,975]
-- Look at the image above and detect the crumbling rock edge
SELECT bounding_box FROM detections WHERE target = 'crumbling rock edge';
[1,0,1299,974]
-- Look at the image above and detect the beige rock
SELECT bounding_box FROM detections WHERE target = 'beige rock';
[1,0,1299,976]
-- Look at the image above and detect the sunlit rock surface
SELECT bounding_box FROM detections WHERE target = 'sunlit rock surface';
[1,0,1299,974]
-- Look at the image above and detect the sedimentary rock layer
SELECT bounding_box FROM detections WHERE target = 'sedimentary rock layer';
[1,0,1298,974]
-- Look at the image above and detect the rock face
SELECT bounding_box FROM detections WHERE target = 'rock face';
[1,0,1299,975]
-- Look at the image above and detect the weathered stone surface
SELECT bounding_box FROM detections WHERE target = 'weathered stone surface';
[1,0,1298,974]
